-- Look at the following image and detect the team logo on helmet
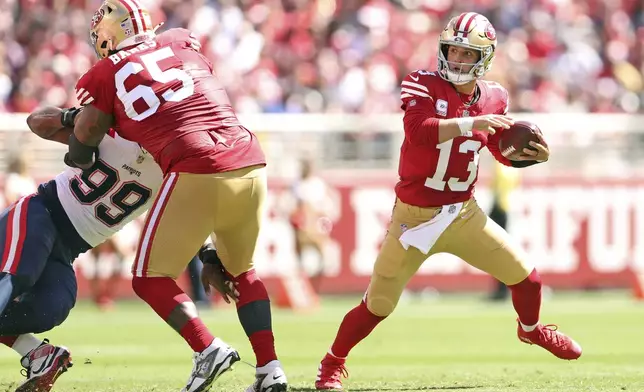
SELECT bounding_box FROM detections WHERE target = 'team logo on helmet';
[90,8,105,30]
[484,23,496,40]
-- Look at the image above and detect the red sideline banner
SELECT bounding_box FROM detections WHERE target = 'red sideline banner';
[69,177,644,297]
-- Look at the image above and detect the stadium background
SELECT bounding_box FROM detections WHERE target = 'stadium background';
[0,1,643,391]
[0,0,643,300]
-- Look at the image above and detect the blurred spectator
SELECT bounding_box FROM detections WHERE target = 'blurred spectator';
[289,159,333,293]
[3,153,36,206]
[86,238,123,311]
[0,0,641,115]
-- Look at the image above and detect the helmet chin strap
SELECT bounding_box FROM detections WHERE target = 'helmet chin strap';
[106,39,117,57]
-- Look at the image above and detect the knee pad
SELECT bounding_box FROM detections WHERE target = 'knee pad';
[365,274,400,317]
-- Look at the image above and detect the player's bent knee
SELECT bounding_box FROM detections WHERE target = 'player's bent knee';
[47,305,74,331]
[8,274,37,299]
[501,263,537,286]
[31,299,75,334]
[508,268,542,288]
[131,275,150,298]
[366,295,396,317]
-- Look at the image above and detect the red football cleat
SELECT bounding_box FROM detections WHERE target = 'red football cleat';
[517,320,582,360]
[315,353,349,391]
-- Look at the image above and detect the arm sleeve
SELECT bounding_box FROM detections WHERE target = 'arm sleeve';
[75,62,115,114]
[487,87,512,166]
[400,72,440,146]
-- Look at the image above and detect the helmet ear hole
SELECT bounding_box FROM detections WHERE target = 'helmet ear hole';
[100,41,108,49]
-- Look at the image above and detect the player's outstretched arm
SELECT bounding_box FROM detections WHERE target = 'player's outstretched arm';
[68,104,114,169]
[26,106,80,145]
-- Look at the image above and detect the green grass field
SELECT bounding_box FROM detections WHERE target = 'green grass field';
[1,291,643,392]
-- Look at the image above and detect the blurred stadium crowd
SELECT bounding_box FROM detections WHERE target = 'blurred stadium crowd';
[0,0,642,115]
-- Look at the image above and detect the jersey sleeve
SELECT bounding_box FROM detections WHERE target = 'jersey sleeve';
[400,71,441,145]
[157,28,202,52]
[487,83,512,166]
[75,61,116,114]
[400,70,435,110]
[156,28,212,72]
[498,85,510,115]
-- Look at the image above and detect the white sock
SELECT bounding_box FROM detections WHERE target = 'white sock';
[12,334,43,357]
[256,360,281,373]
[520,321,539,332]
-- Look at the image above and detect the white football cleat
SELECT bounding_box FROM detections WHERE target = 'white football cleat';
[16,339,73,392]
[245,360,288,392]
[181,338,240,392]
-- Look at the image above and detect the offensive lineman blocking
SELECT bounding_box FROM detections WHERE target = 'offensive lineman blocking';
[66,1,286,391]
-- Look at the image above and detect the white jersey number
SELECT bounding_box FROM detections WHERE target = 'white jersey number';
[424,139,481,192]
[115,47,195,121]
[70,160,152,227]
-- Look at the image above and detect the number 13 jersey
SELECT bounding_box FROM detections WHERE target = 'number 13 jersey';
[74,28,265,175]
[55,131,163,247]
[396,70,512,207]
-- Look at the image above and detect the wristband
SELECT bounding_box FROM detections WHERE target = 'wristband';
[457,117,474,137]
[61,107,81,128]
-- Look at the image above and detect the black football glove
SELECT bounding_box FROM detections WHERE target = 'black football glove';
[61,107,82,128]
[199,244,224,267]
[199,244,239,303]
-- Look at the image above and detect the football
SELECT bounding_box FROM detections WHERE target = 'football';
[498,120,543,161]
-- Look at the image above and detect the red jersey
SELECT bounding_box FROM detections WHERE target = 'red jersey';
[396,70,511,207]
[75,28,265,175]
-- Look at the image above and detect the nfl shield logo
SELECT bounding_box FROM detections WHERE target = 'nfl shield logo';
[448,205,457,214]
[400,224,408,233]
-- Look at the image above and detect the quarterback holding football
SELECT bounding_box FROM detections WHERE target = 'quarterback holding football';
[315,12,581,391]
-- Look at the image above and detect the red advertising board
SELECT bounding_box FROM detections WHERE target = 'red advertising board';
[68,177,643,298]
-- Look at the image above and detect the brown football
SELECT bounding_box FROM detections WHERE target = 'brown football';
[498,120,543,161]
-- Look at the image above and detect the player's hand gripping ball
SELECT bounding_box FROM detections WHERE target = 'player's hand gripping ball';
[498,120,550,162]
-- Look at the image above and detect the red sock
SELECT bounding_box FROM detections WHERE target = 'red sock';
[233,270,277,366]
[0,336,17,347]
[508,268,542,326]
[330,300,386,358]
[249,330,276,367]
[132,276,214,352]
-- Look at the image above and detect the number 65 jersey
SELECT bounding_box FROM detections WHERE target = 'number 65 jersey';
[396,70,512,208]
[74,28,265,175]
[54,131,162,247]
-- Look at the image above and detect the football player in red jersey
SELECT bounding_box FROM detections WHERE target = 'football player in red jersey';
[65,1,287,391]
[315,12,581,391]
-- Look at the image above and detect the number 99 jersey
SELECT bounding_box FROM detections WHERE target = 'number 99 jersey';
[55,131,162,247]
[74,28,266,175]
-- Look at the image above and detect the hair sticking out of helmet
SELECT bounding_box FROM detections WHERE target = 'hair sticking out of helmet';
[436,12,497,85]
[89,0,155,59]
